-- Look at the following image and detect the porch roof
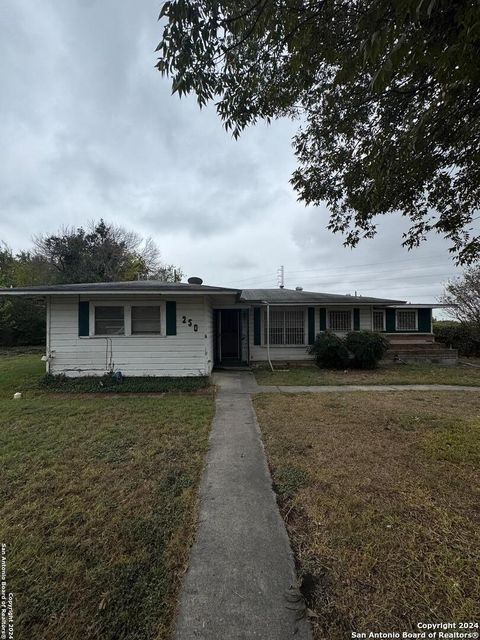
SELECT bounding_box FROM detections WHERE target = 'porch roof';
[239,288,406,305]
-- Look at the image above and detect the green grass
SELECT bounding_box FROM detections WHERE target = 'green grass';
[254,362,480,386]
[254,392,480,638]
[0,351,45,396]
[0,353,214,640]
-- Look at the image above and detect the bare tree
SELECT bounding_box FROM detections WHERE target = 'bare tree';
[440,267,480,325]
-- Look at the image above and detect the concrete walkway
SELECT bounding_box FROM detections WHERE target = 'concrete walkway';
[174,371,311,640]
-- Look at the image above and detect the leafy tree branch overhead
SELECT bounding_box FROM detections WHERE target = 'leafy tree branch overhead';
[156,0,480,263]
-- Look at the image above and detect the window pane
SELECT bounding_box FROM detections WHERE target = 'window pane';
[284,310,304,345]
[95,306,124,335]
[373,311,384,331]
[397,310,416,331]
[131,306,161,334]
[329,311,351,332]
[267,310,284,345]
[264,309,305,345]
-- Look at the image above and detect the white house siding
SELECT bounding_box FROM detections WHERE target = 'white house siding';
[48,295,212,377]
[204,297,215,375]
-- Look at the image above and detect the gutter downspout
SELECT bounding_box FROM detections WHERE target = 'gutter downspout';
[261,301,274,372]
[261,301,291,373]
[46,296,51,374]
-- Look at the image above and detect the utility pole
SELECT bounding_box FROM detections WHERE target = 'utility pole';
[277,265,285,289]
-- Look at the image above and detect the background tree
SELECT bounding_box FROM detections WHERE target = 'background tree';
[440,266,480,325]
[156,0,480,263]
[33,220,183,284]
[0,223,183,345]
[0,244,49,345]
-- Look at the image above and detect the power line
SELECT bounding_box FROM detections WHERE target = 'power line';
[286,252,454,275]
[224,253,460,287]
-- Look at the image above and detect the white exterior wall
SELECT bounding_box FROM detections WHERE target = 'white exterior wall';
[48,295,213,377]
[204,297,215,375]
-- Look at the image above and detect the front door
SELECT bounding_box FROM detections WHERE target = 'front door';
[219,309,241,362]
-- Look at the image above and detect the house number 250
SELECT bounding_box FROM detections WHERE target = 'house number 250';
[182,316,198,332]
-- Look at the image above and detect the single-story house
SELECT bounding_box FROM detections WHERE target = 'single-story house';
[0,278,454,376]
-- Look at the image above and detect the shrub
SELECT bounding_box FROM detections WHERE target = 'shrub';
[308,331,349,369]
[433,321,480,357]
[345,331,390,369]
[39,373,211,393]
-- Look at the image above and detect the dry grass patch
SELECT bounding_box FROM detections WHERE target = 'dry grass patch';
[254,392,480,638]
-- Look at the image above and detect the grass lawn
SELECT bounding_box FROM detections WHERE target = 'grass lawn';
[0,353,214,640]
[254,362,480,386]
[254,392,480,638]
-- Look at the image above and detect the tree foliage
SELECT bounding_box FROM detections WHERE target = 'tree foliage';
[0,222,183,345]
[156,0,480,263]
[440,266,480,325]
[33,220,183,284]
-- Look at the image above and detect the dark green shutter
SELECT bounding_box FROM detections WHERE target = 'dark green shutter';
[308,307,315,344]
[166,301,177,335]
[253,307,261,345]
[353,308,360,331]
[78,301,89,337]
[385,309,396,332]
[319,308,327,331]
[418,308,432,333]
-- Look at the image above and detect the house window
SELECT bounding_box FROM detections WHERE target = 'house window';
[264,309,305,345]
[328,310,352,332]
[373,310,385,332]
[396,310,417,331]
[131,306,161,334]
[94,306,124,335]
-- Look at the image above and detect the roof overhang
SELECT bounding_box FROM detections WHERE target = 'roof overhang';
[0,289,239,297]
[385,304,448,309]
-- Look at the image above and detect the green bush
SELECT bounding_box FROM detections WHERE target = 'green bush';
[345,331,390,369]
[308,331,349,369]
[433,321,480,357]
[39,373,211,393]
[0,299,46,346]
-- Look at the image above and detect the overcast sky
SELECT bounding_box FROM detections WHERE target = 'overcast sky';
[0,0,465,307]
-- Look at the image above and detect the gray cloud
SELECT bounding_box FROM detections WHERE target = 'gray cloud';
[0,0,462,313]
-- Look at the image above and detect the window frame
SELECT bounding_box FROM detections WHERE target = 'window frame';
[395,309,418,332]
[88,300,167,338]
[263,308,306,346]
[327,309,353,333]
[372,309,386,332]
